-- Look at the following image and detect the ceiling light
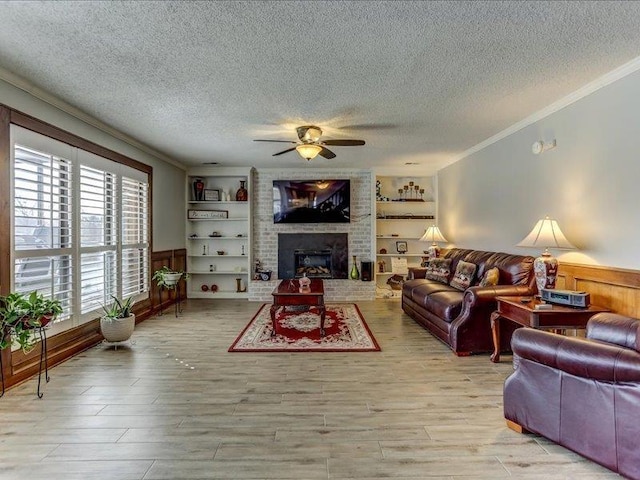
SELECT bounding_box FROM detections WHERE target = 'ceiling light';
[296,144,322,161]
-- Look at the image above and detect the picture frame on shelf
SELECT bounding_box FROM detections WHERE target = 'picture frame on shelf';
[188,209,229,219]
[396,241,408,254]
[204,189,220,201]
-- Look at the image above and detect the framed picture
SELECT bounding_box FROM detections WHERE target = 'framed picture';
[396,241,408,253]
[188,209,229,219]
[204,189,220,201]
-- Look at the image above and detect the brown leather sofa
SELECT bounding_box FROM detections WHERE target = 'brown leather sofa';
[401,248,536,355]
[504,313,640,480]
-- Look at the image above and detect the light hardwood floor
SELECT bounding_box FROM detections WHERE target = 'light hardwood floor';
[0,299,620,479]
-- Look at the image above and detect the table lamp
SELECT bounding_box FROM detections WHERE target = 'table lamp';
[517,216,575,293]
[420,225,448,259]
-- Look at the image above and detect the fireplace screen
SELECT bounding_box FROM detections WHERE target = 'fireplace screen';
[294,249,332,278]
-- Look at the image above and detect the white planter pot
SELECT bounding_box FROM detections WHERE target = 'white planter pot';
[163,273,182,286]
[100,314,135,343]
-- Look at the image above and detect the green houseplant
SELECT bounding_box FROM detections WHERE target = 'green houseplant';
[152,266,188,288]
[100,295,136,343]
[0,291,62,352]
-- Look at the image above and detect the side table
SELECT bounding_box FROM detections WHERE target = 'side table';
[490,296,609,363]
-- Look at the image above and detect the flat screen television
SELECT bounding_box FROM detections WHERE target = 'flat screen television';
[273,179,350,224]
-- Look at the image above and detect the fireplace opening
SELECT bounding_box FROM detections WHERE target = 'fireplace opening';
[278,233,348,279]
[294,249,332,278]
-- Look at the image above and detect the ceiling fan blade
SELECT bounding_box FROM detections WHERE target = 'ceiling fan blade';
[272,147,297,156]
[321,139,366,146]
[319,147,336,159]
[254,139,297,143]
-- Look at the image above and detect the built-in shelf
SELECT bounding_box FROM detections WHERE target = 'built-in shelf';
[188,255,247,258]
[188,218,248,222]
[188,200,247,204]
[188,291,248,299]
[188,236,247,240]
[376,236,420,240]
[375,175,436,298]
[186,167,253,299]
[190,271,249,275]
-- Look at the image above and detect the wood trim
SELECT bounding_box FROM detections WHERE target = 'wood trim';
[0,105,10,296]
[557,262,640,318]
[0,106,11,384]
[6,106,152,174]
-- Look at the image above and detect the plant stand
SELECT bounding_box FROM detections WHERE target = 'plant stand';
[158,285,182,317]
[0,351,4,398]
[35,326,49,399]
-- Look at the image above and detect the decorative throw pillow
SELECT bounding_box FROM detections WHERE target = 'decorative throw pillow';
[386,274,404,290]
[479,267,500,287]
[425,258,452,284]
[449,260,478,291]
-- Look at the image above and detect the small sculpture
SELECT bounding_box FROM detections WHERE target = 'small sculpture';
[299,273,311,292]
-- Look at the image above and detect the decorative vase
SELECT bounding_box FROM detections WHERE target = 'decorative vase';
[299,273,311,292]
[235,180,248,201]
[100,314,135,343]
[193,178,205,201]
[350,255,360,280]
[534,252,559,293]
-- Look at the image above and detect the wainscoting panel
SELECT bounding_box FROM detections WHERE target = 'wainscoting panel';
[557,262,640,317]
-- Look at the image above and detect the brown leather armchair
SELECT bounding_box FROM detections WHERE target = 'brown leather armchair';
[504,313,640,479]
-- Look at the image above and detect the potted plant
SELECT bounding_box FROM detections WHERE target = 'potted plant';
[0,292,62,352]
[100,295,136,343]
[26,291,63,328]
[152,266,188,288]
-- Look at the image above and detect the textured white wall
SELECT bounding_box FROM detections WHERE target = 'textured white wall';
[0,78,186,252]
[438,70,640,270]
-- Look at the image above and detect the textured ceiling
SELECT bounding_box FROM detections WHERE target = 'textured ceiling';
[1,1,640,172]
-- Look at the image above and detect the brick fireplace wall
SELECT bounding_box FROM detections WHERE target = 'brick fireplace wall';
[249,168,376,301]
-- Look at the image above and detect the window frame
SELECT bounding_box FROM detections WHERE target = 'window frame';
[5,115,152,336]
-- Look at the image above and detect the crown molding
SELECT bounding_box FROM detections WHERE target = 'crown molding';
[444,54,640,169]
[0,66,185,170]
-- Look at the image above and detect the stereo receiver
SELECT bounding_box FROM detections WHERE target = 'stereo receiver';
[540,289,590,308]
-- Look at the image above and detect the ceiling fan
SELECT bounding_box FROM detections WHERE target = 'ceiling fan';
[253,125,365,161]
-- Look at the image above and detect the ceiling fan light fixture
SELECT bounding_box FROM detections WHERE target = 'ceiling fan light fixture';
[296,144,322,161]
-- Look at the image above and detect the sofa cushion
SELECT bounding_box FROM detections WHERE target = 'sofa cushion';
[479,267,500,287]
[449,260,477,291]
[424,290,464,322]
[424,258,451,283]
[403,279,456,307]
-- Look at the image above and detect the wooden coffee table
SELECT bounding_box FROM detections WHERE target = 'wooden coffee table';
[490,296,609,363]
[270,278,326,336]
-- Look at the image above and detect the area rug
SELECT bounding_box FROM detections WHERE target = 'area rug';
[229,303,381,352]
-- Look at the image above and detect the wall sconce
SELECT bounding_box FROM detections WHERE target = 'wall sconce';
[531,139,557,155]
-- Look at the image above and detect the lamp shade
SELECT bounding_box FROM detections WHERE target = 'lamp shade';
[296,144,322,161]
[419,225,448,244]
[419,225,447,259]
[516,216,575,250]
[517,216,575,293]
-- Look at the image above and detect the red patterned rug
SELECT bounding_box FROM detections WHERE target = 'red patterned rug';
[229,303,380,352]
